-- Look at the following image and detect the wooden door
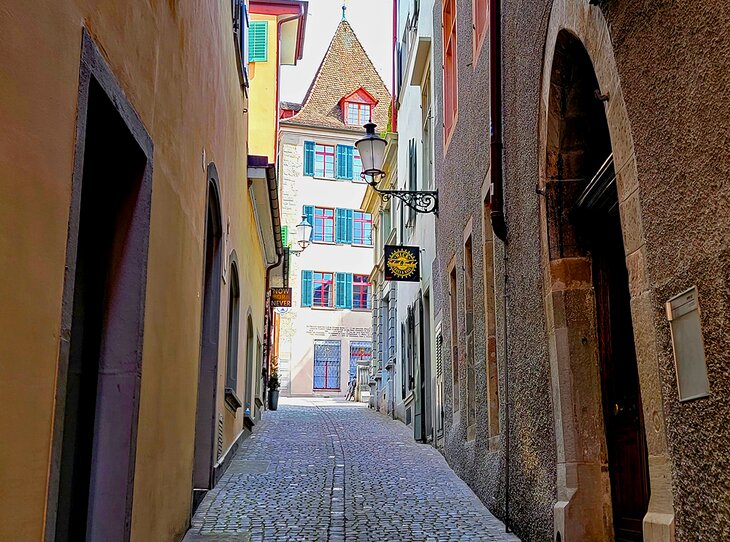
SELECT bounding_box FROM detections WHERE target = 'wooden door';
[592,209,650,542]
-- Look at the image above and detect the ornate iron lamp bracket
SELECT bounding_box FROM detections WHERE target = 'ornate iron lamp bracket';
[364,173,439,215]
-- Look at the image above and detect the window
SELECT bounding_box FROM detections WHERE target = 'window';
[353,211,373,246]
[313,272,334,307]
[346,102,371,126]
[304,141,357,180]
[353,150,363,181]
[248,21,268,62]
[233,0,250,85]
[421,69,433,189]
[312,207,335,243]
[314,144,336,178]
[449,263,460,413]
[473,0,488,61]
[483,198,500,440]
[314,340,341,390]
[464,235,476,437]
[353,275,371,310]
[225,265,241,394]
[349,341,372,381]
[407,139,417,225]
[442,0,458,145]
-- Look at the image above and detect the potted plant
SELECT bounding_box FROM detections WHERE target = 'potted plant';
[267,372,280,411]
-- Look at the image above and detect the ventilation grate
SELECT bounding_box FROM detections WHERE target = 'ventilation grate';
[216,415,224,460]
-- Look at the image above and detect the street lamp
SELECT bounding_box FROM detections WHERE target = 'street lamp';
[355,122,439,215]
[290,214,312,256]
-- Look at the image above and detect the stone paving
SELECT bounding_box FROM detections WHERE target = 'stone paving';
[184,398,519,542]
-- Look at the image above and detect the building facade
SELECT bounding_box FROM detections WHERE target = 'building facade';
[276,18,390,399]
[0,2,302,540]
[431,0,730,541]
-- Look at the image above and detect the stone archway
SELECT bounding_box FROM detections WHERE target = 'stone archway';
[536,2,676,541]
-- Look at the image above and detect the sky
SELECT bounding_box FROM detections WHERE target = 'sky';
[280,0,393,103]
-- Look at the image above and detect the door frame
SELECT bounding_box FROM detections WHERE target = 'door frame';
[536,3,675,541]
[45,29,154,542]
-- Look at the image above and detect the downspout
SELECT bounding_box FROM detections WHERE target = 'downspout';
[391,0,398,131]
[489,0,511,533]
[489,0,506,242]
[264,164,285,407]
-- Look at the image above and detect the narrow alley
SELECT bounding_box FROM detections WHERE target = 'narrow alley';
[184,399,518,542]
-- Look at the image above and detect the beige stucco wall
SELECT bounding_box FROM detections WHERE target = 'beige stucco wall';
[278,129,373,396]
[0,2,267,540]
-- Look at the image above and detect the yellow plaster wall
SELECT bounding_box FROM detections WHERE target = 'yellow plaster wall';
[248,14,280,162]
[0,2,267,540]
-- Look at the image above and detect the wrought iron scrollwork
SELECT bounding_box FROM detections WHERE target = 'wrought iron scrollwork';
[364,173,439,215]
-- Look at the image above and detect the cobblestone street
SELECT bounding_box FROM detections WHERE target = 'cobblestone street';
[184,398,518,542]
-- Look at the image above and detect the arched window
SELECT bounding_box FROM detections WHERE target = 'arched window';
[225,263,241,394]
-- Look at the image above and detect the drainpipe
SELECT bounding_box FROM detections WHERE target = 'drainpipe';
[489,0,511,533]
[489,0,506,242]
[391,0,398,131]
[263,163,286,408]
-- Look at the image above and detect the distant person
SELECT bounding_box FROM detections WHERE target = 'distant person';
[345,378,356,401]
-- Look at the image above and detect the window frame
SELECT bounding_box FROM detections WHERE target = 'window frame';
[352,274,372,310]
[345,102,371,126]
[313,340,342,390]
[472,0,488,63]
[442,0,458,148]
[312,207,335,243]
[352,211,373,246]
[314,143,336,178]
[312,271,335,308]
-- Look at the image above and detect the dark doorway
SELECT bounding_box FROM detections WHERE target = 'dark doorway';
[547,31,650,541]
[53,54,152,542]
[192,172,223,509]
[422,291,433,442]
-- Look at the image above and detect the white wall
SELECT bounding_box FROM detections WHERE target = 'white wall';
[278,128,374,396]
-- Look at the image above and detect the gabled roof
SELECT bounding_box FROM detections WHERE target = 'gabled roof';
[281,20,391,133]
[340,87,378,106]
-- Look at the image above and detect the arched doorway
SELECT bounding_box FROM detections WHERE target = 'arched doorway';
[192,167,223,509]
[543,31,649,541]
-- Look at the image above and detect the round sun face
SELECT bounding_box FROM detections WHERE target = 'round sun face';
[387,248,418,280]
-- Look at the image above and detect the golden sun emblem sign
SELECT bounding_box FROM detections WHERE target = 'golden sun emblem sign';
[386,248,418,280]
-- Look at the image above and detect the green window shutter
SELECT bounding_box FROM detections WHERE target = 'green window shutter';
[301,270,313,307]
[345,273,353,309]
[248,21,268,62]
[303,141,315,176]
[281,225,289,247]
[335,272,347,308]
[345,209,354,244]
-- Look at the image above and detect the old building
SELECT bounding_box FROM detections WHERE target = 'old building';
[363,0,439,441]
[0,2,304,540]
[431,0,730,541]
[276,16,390,398]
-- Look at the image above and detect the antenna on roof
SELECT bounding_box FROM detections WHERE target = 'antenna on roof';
[341,1,347,21]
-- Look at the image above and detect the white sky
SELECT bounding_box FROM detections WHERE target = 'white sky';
[280,0,393,103]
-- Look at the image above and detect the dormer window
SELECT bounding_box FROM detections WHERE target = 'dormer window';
[346,102,371,126]
[340,87,378,127]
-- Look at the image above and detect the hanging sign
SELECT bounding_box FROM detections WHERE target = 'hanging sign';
[384,245,420,282]
[270,288,292,307]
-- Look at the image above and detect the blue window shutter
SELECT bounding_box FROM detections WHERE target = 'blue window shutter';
[303,141,315,176]
[345,209,354,244]
[335,273,346,308]
[343,146,354,179]
[336,145,346,179]
[345,273,353,309]
[301,270,313,307]
[335,208,345,243]
[249,21,268,62]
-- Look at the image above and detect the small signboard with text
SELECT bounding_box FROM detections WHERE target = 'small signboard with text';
[270,287,292,307]
[384,245,420,282]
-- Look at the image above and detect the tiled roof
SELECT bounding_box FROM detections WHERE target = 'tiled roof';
[281,20,391,133]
